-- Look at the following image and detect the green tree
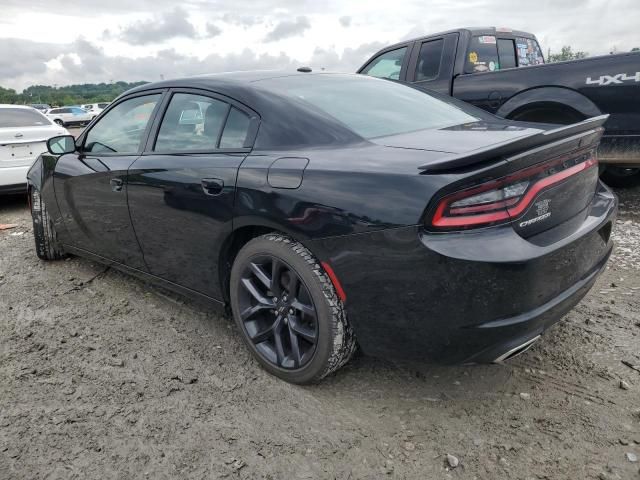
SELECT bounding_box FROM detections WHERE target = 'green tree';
[1,81,149,106]
[548,46,589,63]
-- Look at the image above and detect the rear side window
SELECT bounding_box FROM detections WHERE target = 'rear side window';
[155,93,230,152]
[516,37,545,66]
[0,108,50,127]
[415,39,444,81]
[361,47,407,80]
[497,39,517,69]
[465,35,499,73]
[220,108,250,148]
[84,94,160,154]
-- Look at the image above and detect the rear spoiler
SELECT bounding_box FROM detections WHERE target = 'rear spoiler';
[419,114,609,173]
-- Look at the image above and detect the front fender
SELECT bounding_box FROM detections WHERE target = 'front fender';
[496,87,602,120]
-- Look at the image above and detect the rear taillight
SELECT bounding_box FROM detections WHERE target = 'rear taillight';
[429,150,597,230]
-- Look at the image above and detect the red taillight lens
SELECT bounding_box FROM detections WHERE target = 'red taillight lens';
[430,150,598,230]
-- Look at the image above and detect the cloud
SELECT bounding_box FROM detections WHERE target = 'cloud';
[0,38,65,79]
[339,16,351,27]
[264,16,311,42]
[119,7,197,45]
[206,22,222,37]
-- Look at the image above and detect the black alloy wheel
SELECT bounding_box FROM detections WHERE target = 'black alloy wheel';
[230,234,356,384]
[238,255,318,369]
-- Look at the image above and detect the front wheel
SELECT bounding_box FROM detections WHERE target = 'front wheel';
[600,166,640,188]
[30,188,65,260]
[230,234,356,384]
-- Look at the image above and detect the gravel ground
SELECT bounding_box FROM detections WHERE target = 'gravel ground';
[1,184,639,480]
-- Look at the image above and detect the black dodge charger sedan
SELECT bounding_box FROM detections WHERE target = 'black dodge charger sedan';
[28,71,616,384]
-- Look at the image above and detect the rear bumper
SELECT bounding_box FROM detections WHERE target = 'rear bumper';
[599,135,640,167]
[308,182,617,363]
[0,165,30,194]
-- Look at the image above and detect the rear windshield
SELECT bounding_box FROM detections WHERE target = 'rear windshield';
[257,74,479,139]
[0,108,51,128]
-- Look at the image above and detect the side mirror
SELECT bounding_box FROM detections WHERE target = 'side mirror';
[47,135,76,155]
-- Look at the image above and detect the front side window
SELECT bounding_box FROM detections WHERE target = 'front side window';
[465,35,499,73]
[259,74,479,139]
[84,94,160,154]
[415,39,444,81]
[0,108,50,127]
[361,47,407,80]
[516,37,545,66]
[497,39,517,69]
[155,93,229,152]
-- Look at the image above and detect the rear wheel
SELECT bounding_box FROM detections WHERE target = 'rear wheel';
[229,234,356,384]
[30,188,65,260]
[600,166,640,188]
[53,119,64,126]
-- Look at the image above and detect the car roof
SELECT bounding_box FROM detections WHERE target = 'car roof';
[126,69,340,94]
[0,104,39,110]
[377,26,537,51]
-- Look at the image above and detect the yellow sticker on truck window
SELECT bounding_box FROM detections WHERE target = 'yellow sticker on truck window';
[469,51,478,64]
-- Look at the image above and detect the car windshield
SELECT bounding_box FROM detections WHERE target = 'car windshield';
[257,74,479,138]
[0,108,51,127]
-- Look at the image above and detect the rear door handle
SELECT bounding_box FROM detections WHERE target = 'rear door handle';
[201,178,224,196]
[110,178,124,192]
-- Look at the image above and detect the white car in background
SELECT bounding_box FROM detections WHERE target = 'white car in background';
[0,105,69,194]
[82,102,110,116]
[45,106,94,127]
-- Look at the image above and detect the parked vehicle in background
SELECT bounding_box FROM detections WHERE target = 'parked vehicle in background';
[82,102,110,116]
[359,27,640,187]
[29,104,51,113]
[0,105,68,194]
[27,72,616,383]
[45,106,94,127]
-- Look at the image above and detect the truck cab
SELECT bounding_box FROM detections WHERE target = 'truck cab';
[359,27,640,186]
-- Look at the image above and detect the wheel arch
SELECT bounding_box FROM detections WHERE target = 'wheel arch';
[218,223,287,304]
[496,87,602,122]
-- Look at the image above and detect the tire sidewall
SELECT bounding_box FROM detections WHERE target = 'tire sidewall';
[230,236,337,384]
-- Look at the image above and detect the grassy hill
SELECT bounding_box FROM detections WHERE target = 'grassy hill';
[0,81,148,106]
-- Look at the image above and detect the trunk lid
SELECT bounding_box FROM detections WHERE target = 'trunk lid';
[0,125,65,167]
[424,116,608,238]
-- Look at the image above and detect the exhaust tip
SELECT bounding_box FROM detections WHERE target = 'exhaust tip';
[493,335,541,363]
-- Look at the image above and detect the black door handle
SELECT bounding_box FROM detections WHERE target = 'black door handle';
[201,178,224,196]
[110,178,123,192]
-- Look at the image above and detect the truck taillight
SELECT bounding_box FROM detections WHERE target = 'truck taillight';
[429,150,597,230]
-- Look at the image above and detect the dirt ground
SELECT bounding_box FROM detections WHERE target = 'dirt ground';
[1,183,639,480]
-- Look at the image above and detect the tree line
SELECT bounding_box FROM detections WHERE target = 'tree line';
[0,81,148,106]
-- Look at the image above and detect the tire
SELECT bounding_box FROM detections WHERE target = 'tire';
[229,234,356,384]
[600,166,640,188]
[54,119,64,126]
[30,188,65,260]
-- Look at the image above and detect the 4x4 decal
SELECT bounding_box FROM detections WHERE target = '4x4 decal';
[586,72,640,86]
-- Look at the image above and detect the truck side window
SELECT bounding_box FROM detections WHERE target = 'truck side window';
[515,37,545,66]
[360,47,407,80]
[465,35,500,74]
[415,39,444,81]
[497,39,517,69]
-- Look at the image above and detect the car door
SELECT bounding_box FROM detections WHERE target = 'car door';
[127,89,259,299]
[53,91,163,269]
[406,33,459,95]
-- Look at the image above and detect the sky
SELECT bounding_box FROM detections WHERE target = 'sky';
[0,0,638,91]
